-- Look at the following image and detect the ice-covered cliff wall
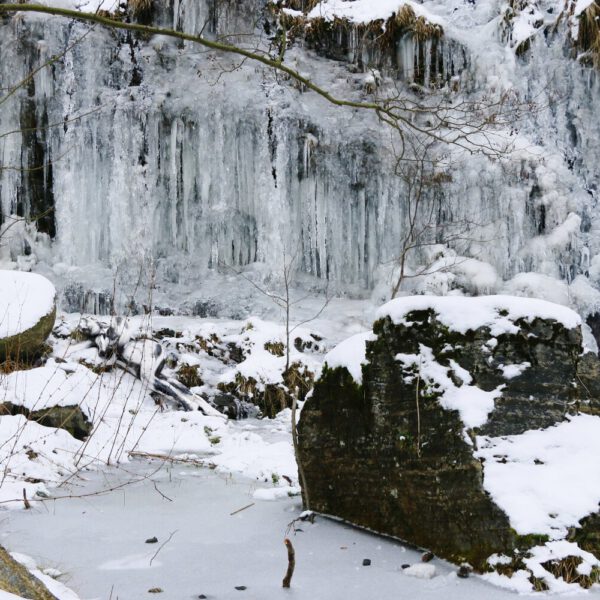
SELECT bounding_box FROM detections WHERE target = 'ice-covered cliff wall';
[0,0,599,318]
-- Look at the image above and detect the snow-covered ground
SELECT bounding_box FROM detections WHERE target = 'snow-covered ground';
[2,461,525,600]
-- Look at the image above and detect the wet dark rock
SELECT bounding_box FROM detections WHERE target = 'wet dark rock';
[211,393,253,419]
[145,537,158,544]
[362,558,371,566]
[421,552,435,563]
[401,564,411,569]
[234,585,247,591]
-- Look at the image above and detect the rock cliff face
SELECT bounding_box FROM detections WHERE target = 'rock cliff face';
[298,296,600,589]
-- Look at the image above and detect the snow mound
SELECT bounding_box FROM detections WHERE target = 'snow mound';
[476,414,600,538]
[376,295,581,335]
[0,270,55,339]
[403,563,436,579]
[306,0,444,27]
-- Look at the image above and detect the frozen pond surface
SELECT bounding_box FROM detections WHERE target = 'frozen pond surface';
[1,461,523,600]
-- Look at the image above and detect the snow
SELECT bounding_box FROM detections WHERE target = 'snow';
[0,271,55,339]
[476,414,600,538]
[306,0,444,27]
[376,295,581,336]
[403,564,437,579]
[486,540,600,593]
[395,344,504,429]
[0,362,98,415]
[11,553,81,600]
[498,362,530,380]
[0,317,313,509]
[573,0,596,17]
[323,331,374,385]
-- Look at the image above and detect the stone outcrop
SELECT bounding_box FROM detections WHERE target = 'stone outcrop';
[0,546,58,600]
[298,296,600,588]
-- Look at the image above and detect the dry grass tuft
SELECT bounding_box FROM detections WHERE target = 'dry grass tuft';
[128,0,153,17]
[577,0,600,68]
[394,5,443,41]
[540,556,600,589]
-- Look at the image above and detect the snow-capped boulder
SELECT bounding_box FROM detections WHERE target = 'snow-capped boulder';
[0,271,56,361]
[298,295,600,591]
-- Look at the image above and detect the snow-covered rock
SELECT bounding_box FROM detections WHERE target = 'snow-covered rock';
[299,295,600,591]
[0,271,56,359]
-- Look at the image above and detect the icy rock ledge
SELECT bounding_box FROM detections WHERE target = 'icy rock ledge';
[298,295,600,592]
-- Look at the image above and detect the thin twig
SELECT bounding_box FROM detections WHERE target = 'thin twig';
[152,481,172,502]
[149,530,177,566]
[230,502,254,516]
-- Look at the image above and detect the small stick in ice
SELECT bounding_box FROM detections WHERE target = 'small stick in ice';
[22,488,31,510]
[230,502,255,516]
[282,538,295,588]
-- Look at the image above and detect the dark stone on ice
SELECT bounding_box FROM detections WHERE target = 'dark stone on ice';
[421,551,434,563]
[362,558,371,566]
[145,537,158,544]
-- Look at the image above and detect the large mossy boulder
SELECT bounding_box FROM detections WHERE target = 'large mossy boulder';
[298,295,600,591]
[0,271,56,362]
[0,545,58,599]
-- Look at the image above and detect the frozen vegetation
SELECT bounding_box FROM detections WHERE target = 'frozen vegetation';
[0,0,599,320]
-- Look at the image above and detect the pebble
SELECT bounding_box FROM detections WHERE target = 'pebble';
[362,559,371,566]
[145,537,158,544]
[421,551,435,562]
[235,586,247,591]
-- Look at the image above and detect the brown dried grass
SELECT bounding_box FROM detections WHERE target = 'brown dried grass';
[577,1,600,68]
